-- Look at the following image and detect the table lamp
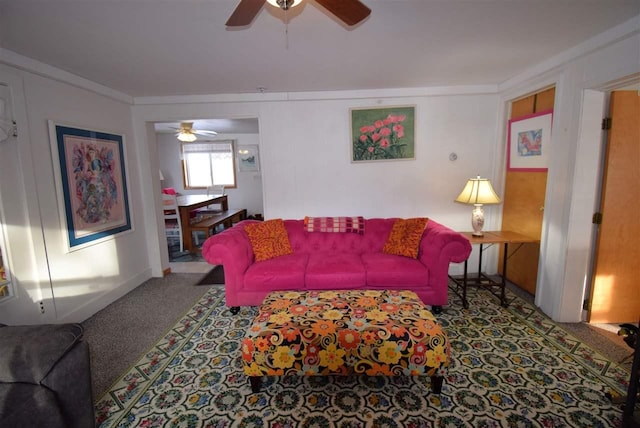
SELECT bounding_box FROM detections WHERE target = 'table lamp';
[455,176,501,236]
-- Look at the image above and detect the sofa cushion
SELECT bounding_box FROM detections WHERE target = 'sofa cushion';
[0,383,66,427]
[245,219,293,261]
[244,253,308,290]
[0,323,83,384]
[362,253,429,287]
[383,217,429,258]
[305,253,366,289]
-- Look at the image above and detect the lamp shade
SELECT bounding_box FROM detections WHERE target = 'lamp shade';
[455,176,501,205]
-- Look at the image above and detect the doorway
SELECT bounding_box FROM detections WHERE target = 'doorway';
[154,118,263,272]
[500,87,555,296]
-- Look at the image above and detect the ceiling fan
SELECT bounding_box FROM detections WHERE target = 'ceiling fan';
[226,0,371,27]
[174,122,218,142]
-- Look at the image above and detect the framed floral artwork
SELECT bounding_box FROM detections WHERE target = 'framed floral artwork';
[507,109,553,171]
[351,105,416,162]
[48,122,133,251]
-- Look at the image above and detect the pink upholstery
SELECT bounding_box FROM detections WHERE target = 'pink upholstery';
[201,218,471,309]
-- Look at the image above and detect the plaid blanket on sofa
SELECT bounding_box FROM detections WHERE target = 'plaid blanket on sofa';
[303,216,365,235]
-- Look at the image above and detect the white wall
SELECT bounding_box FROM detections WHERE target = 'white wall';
[157,132,264,216]
[132,90,503,278]
[0,64,151,324]
[260,96,500,220]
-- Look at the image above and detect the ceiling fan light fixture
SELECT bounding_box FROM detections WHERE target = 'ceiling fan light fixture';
[266,0,302,11]
[177,131,197,142]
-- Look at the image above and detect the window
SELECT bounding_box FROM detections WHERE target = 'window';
[181,140,237,189]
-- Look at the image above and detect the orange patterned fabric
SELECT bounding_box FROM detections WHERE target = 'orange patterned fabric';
[382,217,429,258]
[242,290,449,378]
[244,219,293,261]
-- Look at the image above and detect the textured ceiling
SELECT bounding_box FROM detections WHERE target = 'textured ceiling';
[1,0,639,98]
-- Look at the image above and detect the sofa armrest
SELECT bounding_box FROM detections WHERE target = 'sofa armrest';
[419,220,472,287]
[201,220,257,291]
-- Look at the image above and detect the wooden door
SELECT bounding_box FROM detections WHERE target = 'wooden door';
[500,87,554,295]
[588,90,640,323]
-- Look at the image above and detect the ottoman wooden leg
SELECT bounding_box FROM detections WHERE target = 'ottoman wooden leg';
[430,375,444,394]
[249,376,262,393]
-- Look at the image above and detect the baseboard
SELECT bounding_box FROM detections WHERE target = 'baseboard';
[56,268,153,323]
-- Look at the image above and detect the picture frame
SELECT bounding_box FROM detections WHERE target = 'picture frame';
[48,122,133,251]
[507,109,553,172]
[351,105,416,162]
[237,144,260,172]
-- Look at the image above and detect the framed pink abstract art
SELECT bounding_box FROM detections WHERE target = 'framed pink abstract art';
[507,109,553,172]
[49,122,133,251]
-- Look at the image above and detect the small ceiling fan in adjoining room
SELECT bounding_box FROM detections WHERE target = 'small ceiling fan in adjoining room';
[173,122,218,142]
[226,0,371,27]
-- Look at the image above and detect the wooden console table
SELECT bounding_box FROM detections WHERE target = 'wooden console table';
[449,231,539,309]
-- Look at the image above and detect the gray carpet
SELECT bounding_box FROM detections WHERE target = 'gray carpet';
[82,273,212,398]
[82,274,634,401]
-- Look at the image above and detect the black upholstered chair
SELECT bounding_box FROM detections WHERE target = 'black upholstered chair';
[0,323,95,427]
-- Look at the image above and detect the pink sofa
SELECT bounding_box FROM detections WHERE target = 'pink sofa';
[201,218,471,314]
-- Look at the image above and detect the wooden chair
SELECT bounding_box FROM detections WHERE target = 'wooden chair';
[162,193,184,253]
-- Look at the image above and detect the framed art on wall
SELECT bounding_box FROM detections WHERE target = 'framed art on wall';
[351,105,415,162]
[48,122,133,251]
[237,144,260,172]
[507,109,553,171]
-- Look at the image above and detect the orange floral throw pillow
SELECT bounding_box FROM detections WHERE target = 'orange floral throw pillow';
[382,217,429,259]
[244,219,293,262]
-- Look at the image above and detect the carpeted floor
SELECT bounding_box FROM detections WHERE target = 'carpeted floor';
[500,281,633,368]
[82,273,212,398]
[196,265,225,285]
[92,285,635,427]
[83,272,635,423]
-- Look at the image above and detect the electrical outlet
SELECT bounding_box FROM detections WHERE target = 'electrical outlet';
[39,301,45,314]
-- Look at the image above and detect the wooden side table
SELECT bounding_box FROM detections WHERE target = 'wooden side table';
[449,231,539,309]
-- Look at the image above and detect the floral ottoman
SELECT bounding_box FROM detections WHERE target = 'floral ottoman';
[241,289,449,394]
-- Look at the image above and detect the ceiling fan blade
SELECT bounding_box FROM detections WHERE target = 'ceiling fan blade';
[226,0,266,26]
[194,130,218,136]
[315,0,371,26]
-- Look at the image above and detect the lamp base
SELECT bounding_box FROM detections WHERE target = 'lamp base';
[471,204,485,237]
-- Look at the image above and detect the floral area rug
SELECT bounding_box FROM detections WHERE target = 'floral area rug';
[95,285,630,427]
